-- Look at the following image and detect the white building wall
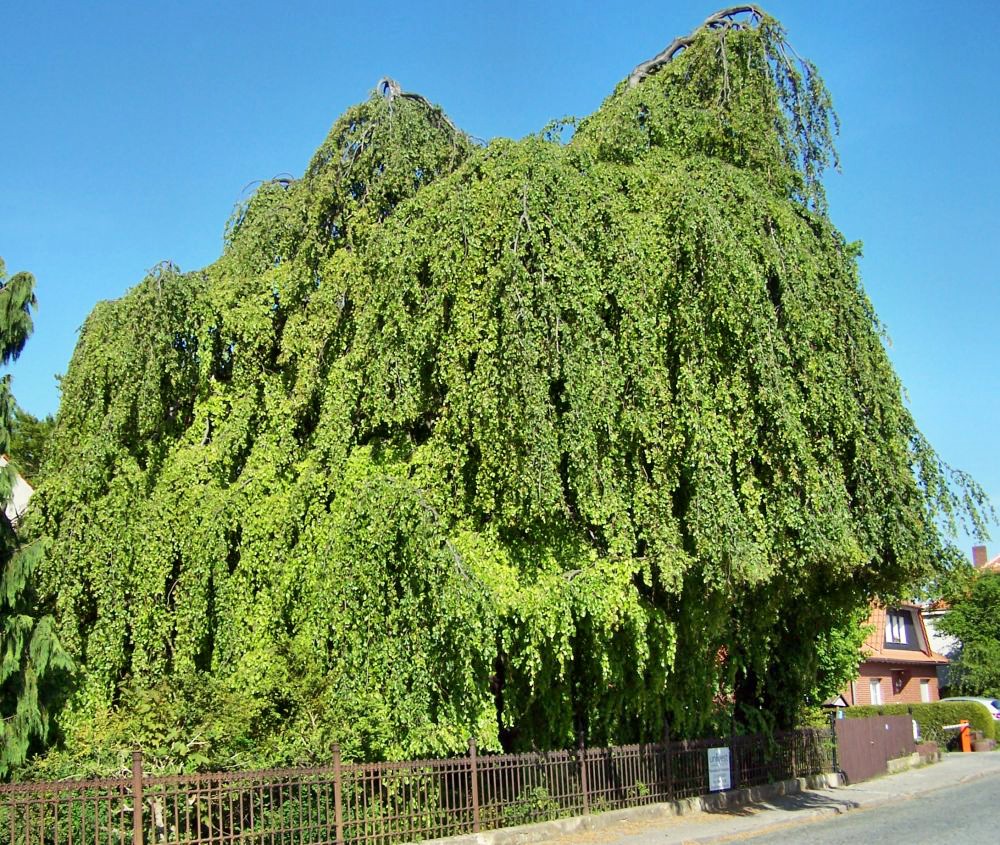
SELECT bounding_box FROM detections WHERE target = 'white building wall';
[0,454,33,524]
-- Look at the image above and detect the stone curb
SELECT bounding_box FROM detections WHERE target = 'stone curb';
[417,773,842,845]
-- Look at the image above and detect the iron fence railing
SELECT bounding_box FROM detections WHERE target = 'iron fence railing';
[1,728,833,845]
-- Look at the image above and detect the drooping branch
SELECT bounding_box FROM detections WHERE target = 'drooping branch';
[627,5,764,87]
[375,76,462,136]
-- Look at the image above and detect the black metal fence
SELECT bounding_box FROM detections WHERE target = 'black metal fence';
[1,729,833,845]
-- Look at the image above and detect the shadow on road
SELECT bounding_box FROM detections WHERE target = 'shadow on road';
[702,790,861,818]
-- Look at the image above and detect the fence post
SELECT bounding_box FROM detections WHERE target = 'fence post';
[578,737,590,815]
[131,750,144,845]
[332,744,344,845]
[468,738,481,833]
[663,719,674,802]
[829,712,839,776]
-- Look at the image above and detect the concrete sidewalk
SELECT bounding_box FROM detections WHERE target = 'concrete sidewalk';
[529,752,1000,845]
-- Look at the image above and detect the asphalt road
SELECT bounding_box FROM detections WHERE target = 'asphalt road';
[735,775,1000,844]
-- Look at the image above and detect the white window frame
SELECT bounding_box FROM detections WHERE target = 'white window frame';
[887,611,908,644]
[870,678,883,705]
[920,679,932,702]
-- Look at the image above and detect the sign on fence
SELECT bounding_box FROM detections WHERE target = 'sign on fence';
[707,746,732,792]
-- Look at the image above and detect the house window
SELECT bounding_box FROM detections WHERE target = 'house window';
[887,611,908,644]
[870,678,883,705]
[892,670,908,696]
[921,679,932,702]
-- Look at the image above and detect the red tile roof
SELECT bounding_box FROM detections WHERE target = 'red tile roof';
[861,604,949,666]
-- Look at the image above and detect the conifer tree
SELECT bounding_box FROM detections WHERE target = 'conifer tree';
[0,258,72,777]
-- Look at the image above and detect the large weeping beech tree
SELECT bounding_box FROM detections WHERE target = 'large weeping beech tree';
[24,7,989,772]
[0,260,73,777]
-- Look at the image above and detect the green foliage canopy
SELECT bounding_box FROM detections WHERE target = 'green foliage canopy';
[25,8,989,772]
[939,571,1000,697]
[9,408,55,484]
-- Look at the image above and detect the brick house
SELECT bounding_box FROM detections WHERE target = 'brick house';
[841,603,949,706]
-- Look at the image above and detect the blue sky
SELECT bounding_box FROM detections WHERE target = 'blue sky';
[2,1,996,557]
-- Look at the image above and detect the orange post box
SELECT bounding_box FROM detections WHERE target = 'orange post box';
[943,719,973,752]
[959,719,971,753]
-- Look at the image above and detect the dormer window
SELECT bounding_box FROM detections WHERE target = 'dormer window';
[887,610,908,645]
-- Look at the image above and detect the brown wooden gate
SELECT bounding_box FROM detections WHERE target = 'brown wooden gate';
[834,715,915,784]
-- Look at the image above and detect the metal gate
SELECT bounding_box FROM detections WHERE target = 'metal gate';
[834,714,915,784]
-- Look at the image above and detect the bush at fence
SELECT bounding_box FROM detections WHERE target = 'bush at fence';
[844,702,996,746]
[498,786,564,828]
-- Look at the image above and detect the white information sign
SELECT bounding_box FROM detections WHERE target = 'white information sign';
[707,746,731,792]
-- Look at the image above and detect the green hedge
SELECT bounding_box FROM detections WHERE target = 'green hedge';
[843,702,996,748]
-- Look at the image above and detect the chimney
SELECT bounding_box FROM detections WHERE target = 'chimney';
[973,545,988,568]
